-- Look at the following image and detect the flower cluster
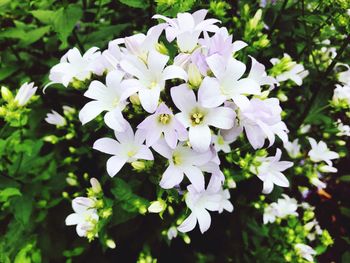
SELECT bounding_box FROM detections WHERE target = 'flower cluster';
[47,10,293,235]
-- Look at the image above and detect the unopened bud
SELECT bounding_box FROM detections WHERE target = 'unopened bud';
[90,178,102,194]
[106,239,116,249]
[1,86,13,102]
[131,161,146,171]
[188,63,202,87]
[251,9,262,28]
[156,42,168,55]
[148,200,166,213]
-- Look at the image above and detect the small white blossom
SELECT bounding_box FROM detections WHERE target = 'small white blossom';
[252,149,293,194]
[167,226,178,240]
[332,84,350,106]
[295,243,317,262]
[336,119,350,136]
[308,138,339,166]
[65,197,99,237]
[263,194,298,224]
[45,110,66,126]
[284,139,301,158]
[14,82,37,106]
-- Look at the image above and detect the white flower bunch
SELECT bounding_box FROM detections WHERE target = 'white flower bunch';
[48,9,292,234]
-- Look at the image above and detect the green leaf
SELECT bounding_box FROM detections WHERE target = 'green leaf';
[31,10,56,24]
[111,178,133,201]
[0,187,21,202]
[19,26,51,46]
[12,196,33,225]
[52,5,83,47]
[119,0,149,9]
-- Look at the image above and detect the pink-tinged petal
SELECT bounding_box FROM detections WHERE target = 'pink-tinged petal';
[183,165,205,192]
[65,213,81,226]
[163,65,188,81]
[177,213,197,233]
[164,128,177,149]
[148,50,169,73]
[106,155,128,177]
[160,165,184,189]
[139,86,160,113]
[198,77,226,108]
[79,101,106,125]
[196,209,211,233]
[206,107,235,129]
[235,78,261,95]
[152,139,172,159]
[189,125,211,152]
[104,110,128,132]
[171,84,196,113]
[93,138,123,155]
[245,125,265,149]
[134,145,154,160]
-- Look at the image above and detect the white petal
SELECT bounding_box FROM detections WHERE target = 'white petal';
[198,77,226,108]
[177,213,197,233]
[196,209,211,233]
[104,110,128,132]
[163,65,188,81]
[183,165,205,191]
[106,155,128,177]
[93,138,122,155]
[148,50,169,73]
[139,87,160,113]
[65,213,81,226]
[189,125,211,152]
[171,84,196,113]
[134,145,154,160]
[79,101,106,125]
[206,107,235,129]
[160,165,184,189]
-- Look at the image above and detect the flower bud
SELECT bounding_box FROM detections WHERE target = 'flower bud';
[1,86,13,102]
[227,178,236,189]
[90,178,102,194]
[106,239,116,249]
[156,42,168,55]
[0,106,6,117]
[131,161,146,171]
[66,177,78,186]
[251,9,262,28]
[148,200,166,213]
[188,63,202,87]
[319,165,337,173]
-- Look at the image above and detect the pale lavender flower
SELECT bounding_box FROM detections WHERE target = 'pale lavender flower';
[45,110,66,126]
[137,103,187,148]
[93,122,153,177]
[171,84,235,152]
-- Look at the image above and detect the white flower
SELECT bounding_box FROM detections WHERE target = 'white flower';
[48,47,101,87]
[171,84,235,152]
[263,194,298,224]
[137,103,187,149]
[167,226,178,240]
[236,97,289,149]
[14,82,37,106]
[212,132,232,153]
[248,56,277,89]
[199,54,260,108]
[295,243,317,262]
[177,175,233,233]
[120,50,187,113]
[271,54,309,86]
[65,197,99,237]
[148,200,166,213]
[79,70,137,131]
[252,149,293,194]
[152,139,212,191]
[310,176,326,189]
[154,9,220,53]
[93,122,154,177]
[45,110,66,126]
[284,139,301,158]
[336,119,350,136]
[333,84,350,106]
[308,138,339,166]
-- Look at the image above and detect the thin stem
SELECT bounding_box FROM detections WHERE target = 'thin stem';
[267,0,288,39]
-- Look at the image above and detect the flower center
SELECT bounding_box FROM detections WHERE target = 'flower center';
[112,97,120,107]
[149,81,158,90]
[127,150,137,157]
[217,135,225,145]
[158,113,171,125]
[190,110,205,125]
[172,152,182,165]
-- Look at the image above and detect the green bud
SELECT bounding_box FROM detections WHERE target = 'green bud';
[43,135,59,144]
[66,177,78,186]
[183,234,191,244]
[0,106,6,117]
[251,9,262,28]
[1,86,13,102]
[131,161,146,171]
[90,178,102,194]
[102,208,113,218]
[155,42,168,55]
[336,140,346,146]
